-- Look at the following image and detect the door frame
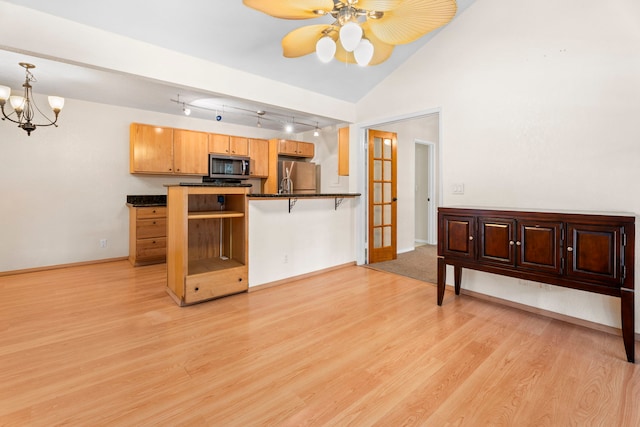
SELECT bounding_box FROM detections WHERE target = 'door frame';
[355,108,443,265]
[415,139,437,245]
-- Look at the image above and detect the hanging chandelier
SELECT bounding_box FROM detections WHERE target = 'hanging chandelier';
[243,0,457,67]
[0,62,65,136]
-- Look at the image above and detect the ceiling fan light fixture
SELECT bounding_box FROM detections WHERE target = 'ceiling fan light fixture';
[339,21,362,52]
[316,36,336,63]
[354,38,374,66]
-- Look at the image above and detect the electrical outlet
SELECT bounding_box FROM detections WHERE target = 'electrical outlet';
[99,239,107,248]
[283,254,288,264]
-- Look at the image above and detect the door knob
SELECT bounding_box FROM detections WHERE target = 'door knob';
[392,198,398,202]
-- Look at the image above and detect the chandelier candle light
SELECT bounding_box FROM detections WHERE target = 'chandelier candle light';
[0,62,65,136]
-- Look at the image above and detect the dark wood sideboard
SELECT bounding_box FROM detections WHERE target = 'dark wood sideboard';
[436,207,635,363]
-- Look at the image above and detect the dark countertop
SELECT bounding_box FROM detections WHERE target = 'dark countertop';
[248,193,361,198]
[165,182,253,187]
[126,195,167,207]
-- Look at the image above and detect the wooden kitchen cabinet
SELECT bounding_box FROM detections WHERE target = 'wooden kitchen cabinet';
[166,185,249,306]
[276,139,315,158]
[130,123,208,175]
[248,138,269,177]
[209,134,249,156]
[338,127,349,176]
[130,123,174,174]
[437,207,635,363]
[128,206,167,266]
[173,129,209,175]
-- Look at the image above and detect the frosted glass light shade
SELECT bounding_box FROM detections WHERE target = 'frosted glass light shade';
[316,36,336,63]
[339,22,362,52]
[9,95,25,111]
[48,96,65,111]
[354,39,374,66]
[0,85,10,101]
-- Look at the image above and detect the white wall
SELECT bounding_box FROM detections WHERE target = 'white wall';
[248,198,356,287]
[356,0,640,333]
[0,95,281,272]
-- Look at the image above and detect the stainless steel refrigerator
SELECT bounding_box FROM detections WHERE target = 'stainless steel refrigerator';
[277,160,318,194]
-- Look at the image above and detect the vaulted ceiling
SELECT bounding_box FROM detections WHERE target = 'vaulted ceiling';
[0,0,474,131]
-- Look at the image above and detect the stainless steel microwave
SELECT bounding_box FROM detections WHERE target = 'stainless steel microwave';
[208,154,250,180]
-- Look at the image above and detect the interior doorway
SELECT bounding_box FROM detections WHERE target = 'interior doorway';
[357,109,441,266]
[415,140,437,245]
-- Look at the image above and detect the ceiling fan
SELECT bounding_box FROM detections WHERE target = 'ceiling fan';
[243,0,458,66]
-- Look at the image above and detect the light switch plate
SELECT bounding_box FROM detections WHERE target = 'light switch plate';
[452,183,465,194]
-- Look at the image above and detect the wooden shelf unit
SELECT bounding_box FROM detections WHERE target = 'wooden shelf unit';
[166,185,249,306]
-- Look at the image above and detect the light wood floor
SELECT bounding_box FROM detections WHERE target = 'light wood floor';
[1,261,638,426]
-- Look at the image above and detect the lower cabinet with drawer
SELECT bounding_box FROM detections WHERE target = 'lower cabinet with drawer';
[128,206,167,266]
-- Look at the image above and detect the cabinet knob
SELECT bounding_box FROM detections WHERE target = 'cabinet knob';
[567,247,573,252]
[469,236,474,240]
[509,240,515,246]
[516,241,522,246]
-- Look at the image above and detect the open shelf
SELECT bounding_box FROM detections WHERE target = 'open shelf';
[187,210,245,220]
[188,257,244,276]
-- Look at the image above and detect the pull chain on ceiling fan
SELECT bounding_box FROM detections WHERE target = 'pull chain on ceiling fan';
[243,0,457,66]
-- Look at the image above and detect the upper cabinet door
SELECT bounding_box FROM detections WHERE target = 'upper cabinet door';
[209,133,231,154]
[296,141,315,158]
[478,217,516,266]
[173,129,208,175]
[130,123,174,174]
[248,138,269,177]
[566,223,624,287]
[229,136,249,156]
[439,214,476,260]
[517,220,563,274]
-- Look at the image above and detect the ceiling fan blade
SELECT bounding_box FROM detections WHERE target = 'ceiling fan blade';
[243,0,334,19]
[356,0,404,12]
[282,25,336,58]
[362,23,395,65]
[368,0,457,45]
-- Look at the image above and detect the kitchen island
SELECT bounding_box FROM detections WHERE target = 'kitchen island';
[247,193,361,289]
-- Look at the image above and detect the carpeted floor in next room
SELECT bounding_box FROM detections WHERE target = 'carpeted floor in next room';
[365,244,438,284]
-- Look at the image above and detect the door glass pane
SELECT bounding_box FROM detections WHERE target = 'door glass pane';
[373,206,382,226]
[374,137,382,158]
[383,226,391,247]
[374,227,382,248]
[374,183,382,203]
[383,139,392,158]
[374,160,382,181]
[383,204,391,225]
[383,183,391,203]
[383,160,391,181]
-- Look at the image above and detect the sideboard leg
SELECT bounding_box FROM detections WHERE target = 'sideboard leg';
[437,257,446,305]
[454,266,462,295]
[621,289,635,363]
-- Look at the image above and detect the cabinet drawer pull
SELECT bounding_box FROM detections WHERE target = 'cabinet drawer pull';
[567,247,573,252]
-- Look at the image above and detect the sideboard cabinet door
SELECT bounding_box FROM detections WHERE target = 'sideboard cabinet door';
[517,220,563,275]
[440,215,476,260]
[566,223,624,287]
[478,217,516,266]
